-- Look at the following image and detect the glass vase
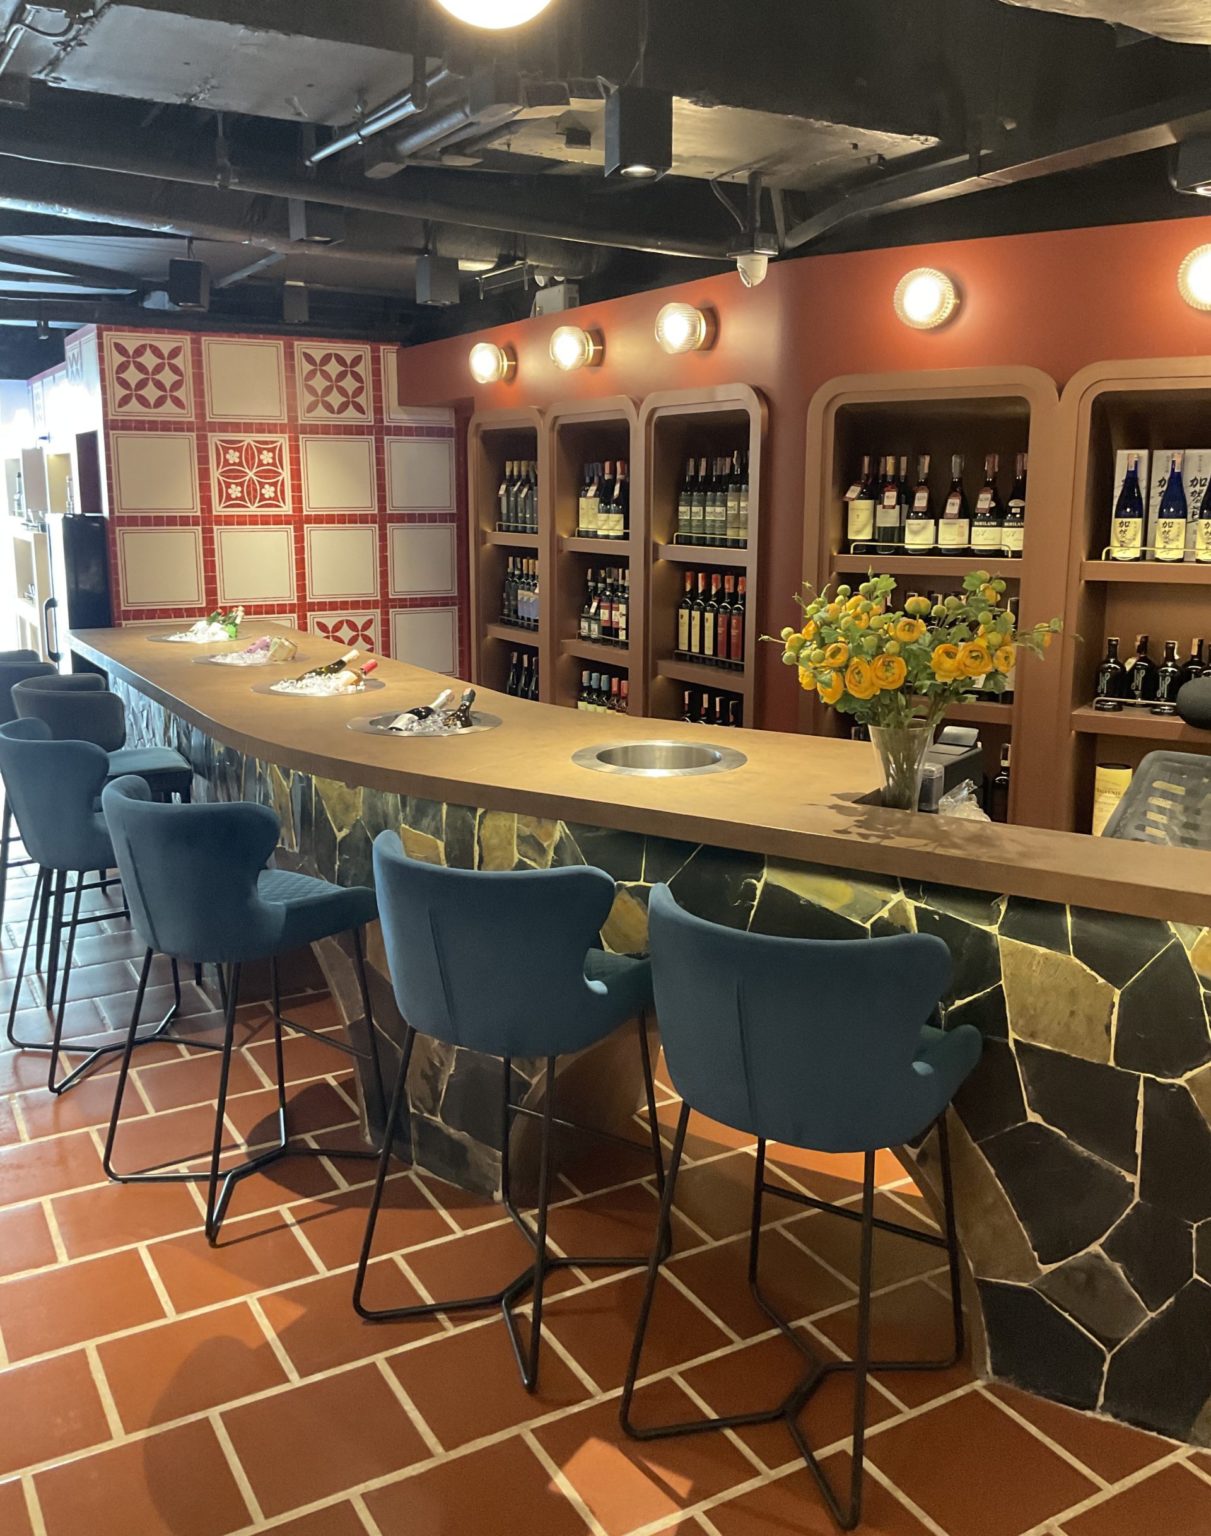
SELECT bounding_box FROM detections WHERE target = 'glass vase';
[868,722,935,812]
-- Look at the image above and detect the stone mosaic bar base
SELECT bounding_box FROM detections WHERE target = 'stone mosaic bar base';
[116,680,1211,1446]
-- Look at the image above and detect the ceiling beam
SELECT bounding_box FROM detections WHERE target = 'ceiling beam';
[0,241,147,290]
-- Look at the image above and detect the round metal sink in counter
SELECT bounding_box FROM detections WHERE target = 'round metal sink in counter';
[572,740,747,777]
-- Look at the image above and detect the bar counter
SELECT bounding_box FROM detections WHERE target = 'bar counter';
[73,623,1211,1444]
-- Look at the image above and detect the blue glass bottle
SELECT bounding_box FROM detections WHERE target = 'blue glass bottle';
[1155,454,1189,563]
[1110,455,1145,562]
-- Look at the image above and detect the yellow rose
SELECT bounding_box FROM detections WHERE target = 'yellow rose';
[993,643,1017,674]
[958,642,992,679]
[872,654,908,691]
[851,611,871,630]
[980,583,998,603]
[825,602,842,620]
[801,619,817,641]
[818,671,843,706]
[798,666,817,692]
[823,641,849,667]
[846,594,864,612]
[931,643,961,679]
[892,617,926,645]
[845,657,878,701]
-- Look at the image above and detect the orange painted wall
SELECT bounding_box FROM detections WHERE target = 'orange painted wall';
[395,214,1211,730]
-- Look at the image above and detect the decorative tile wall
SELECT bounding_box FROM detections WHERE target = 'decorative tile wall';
[82,325,467,667]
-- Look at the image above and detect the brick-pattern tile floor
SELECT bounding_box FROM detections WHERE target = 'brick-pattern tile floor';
[0,854,1205,1534]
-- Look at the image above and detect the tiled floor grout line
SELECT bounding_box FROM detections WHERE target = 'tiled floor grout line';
[863,1457,951,1536]
[351,1492,385,1535]
[207,1408,265,1529]
[19,1473,46,1536]
[522,1428,607,1536]
[671,1371,770,1477]
[372,1355,446,1460]
[135,1241,179,1319]
[978,1385,1113,1492]
[1184,1450,1211,1488]
[83,1339,127,1440]
[247,1294,301,1385]
[38,1197,69,1264]
[276,1205,334,1279]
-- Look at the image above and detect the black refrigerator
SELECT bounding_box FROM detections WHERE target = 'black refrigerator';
[46,513,111,671]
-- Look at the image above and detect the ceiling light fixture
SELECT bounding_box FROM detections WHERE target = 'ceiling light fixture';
[549,325,602,371]
[469,342,516,384]
[1178,245,1211,310]
[604,86,672,181]
[458,258,497,274]
[654,302,715,354]
[893,267,960,330]
[433,0,554,29]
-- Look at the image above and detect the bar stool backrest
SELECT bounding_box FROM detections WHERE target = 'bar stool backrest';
[0,659,55,726]
[372,829,622,1057]
[13,673,126,751]
[647,883,956,1154]
[0,719,112,872]
[102,776,286,963]
[1101,751,1211,847]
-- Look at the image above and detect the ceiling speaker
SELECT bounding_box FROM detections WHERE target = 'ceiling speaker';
[168,258,210,312]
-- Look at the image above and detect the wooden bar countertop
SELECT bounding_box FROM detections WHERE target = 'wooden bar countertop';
[72,624,1211,927]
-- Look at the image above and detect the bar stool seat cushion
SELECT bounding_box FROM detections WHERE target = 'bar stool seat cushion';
[106,746,193,790]
[584,948,654,1025]
[256,867,379,951]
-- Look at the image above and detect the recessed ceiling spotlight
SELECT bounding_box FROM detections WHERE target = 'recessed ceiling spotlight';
[893,267,960,330]
[434,0,554,29]
[654,302,715,354]
[469,342,516,384]
[1178,245,1211,310]
[604,86,673,181]
[549,325,602,371]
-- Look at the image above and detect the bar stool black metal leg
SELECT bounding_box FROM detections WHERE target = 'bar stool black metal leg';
[352,926,387,1130]
[34,866,50,974]
[501,1056,556,1393]
[204,962,242,1244]
[5,865,45,1045]
[352,1023,417,1318]
[937,1112,965,1365]
[46,873,84,1094]
[44,869,65,1006]
[102,948,155,1178]
[0,799,10,932]
[636,1013,665,1194]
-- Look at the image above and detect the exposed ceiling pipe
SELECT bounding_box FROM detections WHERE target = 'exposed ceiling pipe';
[0,240,148,290]
[0,293,414,340]
[307,66,456,166]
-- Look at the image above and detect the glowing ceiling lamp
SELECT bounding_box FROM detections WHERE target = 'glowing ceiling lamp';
[469,342,515,384]
[549,325,602,371]
[893,267,960,330]
[654,302,715,355]
[1178,245,1211,310]
[434,0,554,29]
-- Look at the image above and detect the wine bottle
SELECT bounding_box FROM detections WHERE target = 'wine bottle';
[617,568,629,645]
[1180,637,1206,686]
[1155,454,1189,563]
[690,572,707,655]
[676,458,695,542]
[726,451,743,546]
[1094,636,1127,709]
[612,460,629,539]
[497,461,512,531]
[971,454,1004,553]
[1002,453,1027,557]
[335,659,378,690]
[938,456,970,554]
[708,458,728,546]
[703,574,721,659]
[299,649,359,680]
[689,456,709,543]
[1153,641,1183,715]
[1110,455,1145,561]
[903,455,935,552]
[448,688,477,729]
[875,455,902,555]
[737,451,750,548]
[608,675,621,711]
[1125,633,1158,703]
[526,460,539,533]
[681,687,695,723]
[506,652,520,697]
[527,654,539,700]
[618,678,629,713]
[990,746,1011,824]
[677,571,693,653]
[845,454,876,553]
[718,574,734,660]
[576,669,590,711]
[730,575,746,662]
[1196,477,1211,564]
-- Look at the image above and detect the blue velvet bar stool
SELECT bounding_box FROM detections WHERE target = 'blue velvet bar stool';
[13,672,194,802]
[101,776,386,1243]
[0,652,55,938]
[0,719,187,1094]
[621,885,983,1532]
[353,831,666,1392]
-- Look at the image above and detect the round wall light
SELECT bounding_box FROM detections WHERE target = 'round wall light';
[654,302,715,354]
[434,0,554,29]
[1178,245,1211,310]
[549,325,602,371]
[893,267,960,330]
[469,341,515,385]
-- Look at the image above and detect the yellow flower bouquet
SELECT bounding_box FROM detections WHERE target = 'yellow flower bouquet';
[771,571,1061,809]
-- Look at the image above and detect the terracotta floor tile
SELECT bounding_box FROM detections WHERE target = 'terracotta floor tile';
[105,1100,227,1173]
[364,1434,588,1536]
[222,1363,429,1519]
[0,1042,80,1097]
[0,1205,55,1284]
[669,1227,855,1341]
[415,1171,509,1230]
[70,929,145,966]
[679,1329,897,1472]
[543,1271,732,1394]
[534,1377,758,1535]
[0,1351,112,1477]
[0,1127,102,1207]
[51,1177,202,1260]
[287,1173,453,1272]
[386,1308,591,1450]
[1060,1463,1211,1536]
[219,1157,345,1223]
[146,1206,320,1312]
[545,1180,683,1271]
[34,1417,251,1536]
[261,1503,371,1536]
[653,1102,757,1164]
[990,1384,1180,1484]
[707,1452,932,1535]
[0,1246,165,1360]
[0,1096,19,1146]
[224,1078,358,1143]
[668,1151,809,1243]
[0,1476,34,1536]
[94,981,215,1032]
[97,1301,289,1432]
[15,1071,135,1141]
[248,1027,356,1085]
[810,1276,972,1410]
[552,1123,669,1197]
[766,1144,910,1193]
[788,1196,948,1295]
[404,1218,583,1312]
[134,1048,265,1114]
[259,1264,443,1377]
[866,1390,1098,1536]
[58,960,144,1002]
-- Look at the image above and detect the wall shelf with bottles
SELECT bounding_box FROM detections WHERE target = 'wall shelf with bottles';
[805,368,1061,825]
[1080,559,1211,585]
[546,397,643,716]
[1070,706,1203,743]
[468,407,551,703]
[640,386,764,729]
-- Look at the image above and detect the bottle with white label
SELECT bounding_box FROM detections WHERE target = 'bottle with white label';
[875,455,902,554]
[1197,476,1211,563]
[938,455,970,554]
[1154,453,1188,563]
[971,454,1004,554]
[903,455,936,551]
[1002,452,1026,557]
[1109,455,1145,561]
[844,455,876,553]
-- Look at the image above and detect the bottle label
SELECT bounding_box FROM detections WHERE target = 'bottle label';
[1001,522,1025,552]
[938,518,970,547]
[1155,517,1187,559]
[903,518,937,548]
[882,488,898,507]
[971,525,1003,550]
[913,490,929,512]
[944,492,963,517]
[847,497,874,541]
[844,483,861,500]
[976,490,995,511]
[1110,517,1143,559]
[875,500,901,530]
[1197,520,1211,560]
